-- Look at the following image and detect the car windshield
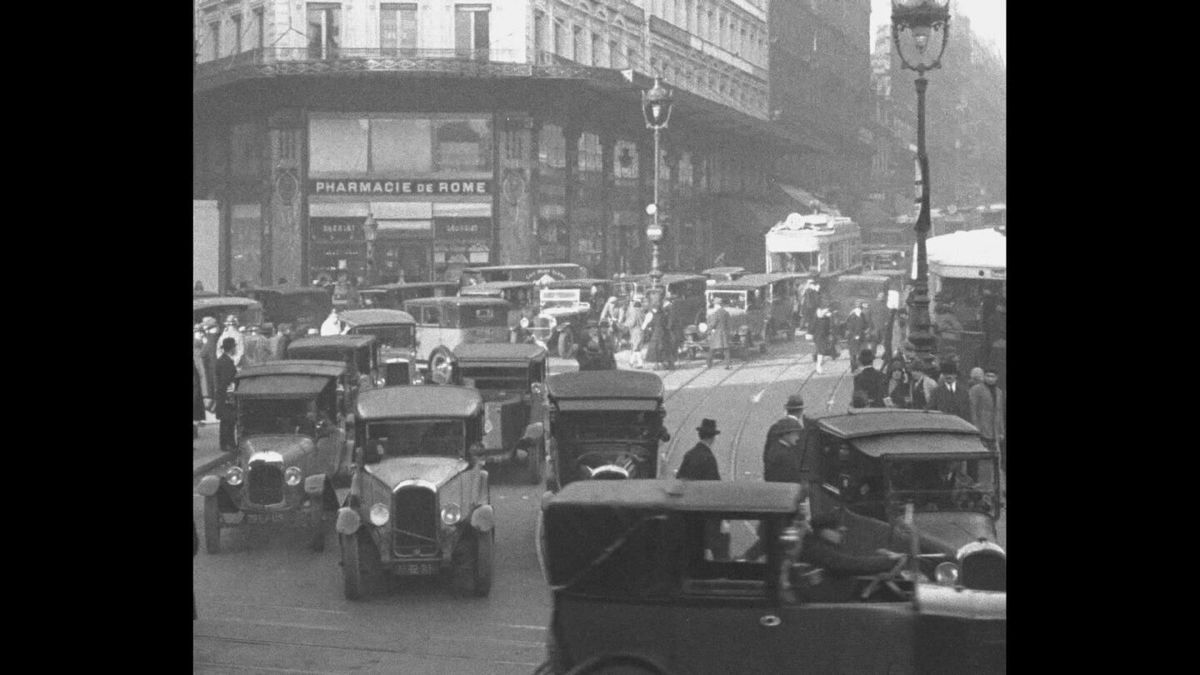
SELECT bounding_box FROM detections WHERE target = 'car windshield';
[557,411,663,441]
[351,324,414,349]
[707,291,747,310]
[540,289,582,309]
[885,459,998,514]
[364,420,465,459]
[461,366,528,392]
[460,306,508,328]
[239,398,323,436]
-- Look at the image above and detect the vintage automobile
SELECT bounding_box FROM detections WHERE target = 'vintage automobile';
[245,285,333,333]
[828,274,890,324]
[284,335,383,410]
[197,360,351,554]
[543,371,667,492]
[403,296,513,383]
[359,281,460,310]
[453,343,549,484]
[192,296,264,327]
[804,408,1006,592]
[701,266,747,284]
[701,275,795,356]
[528,278,612,357]
[862,247,908,272]
[459,280,539,341]
[339,309,425,386]
[336,386,494,599]
[460,263,587,286]
[537,479,1005,674]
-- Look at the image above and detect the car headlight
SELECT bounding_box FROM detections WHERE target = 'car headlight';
[698,322,709,334]
[284,466,302,487]
[369,503,390,526]
[441,503,462,525]
[225,466,244,486]
[376,376,387,386]
[935,562,960,586]
[520,317,530,328]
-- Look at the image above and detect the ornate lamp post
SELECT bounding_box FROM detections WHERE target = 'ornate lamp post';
[642,78,673,290]
[892,0,951,370]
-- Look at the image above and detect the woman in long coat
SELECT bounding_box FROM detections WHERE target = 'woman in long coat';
[706,298,732,369]
[812,307,835,374]
[642,306,663,370]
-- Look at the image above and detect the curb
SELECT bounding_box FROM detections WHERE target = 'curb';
[193,451,235,479]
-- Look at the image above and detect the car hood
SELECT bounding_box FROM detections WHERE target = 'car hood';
[908,511,999,555]
[364,456,468,489]
[239,435,314,465]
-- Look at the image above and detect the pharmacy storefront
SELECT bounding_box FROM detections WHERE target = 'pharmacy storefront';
[306,114,495,283]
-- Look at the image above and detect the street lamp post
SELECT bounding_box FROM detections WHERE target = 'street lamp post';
[891,0,951,371]
[642,78,673,291]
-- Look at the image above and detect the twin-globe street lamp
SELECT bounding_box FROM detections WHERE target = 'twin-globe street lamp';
[892,0,951,371]
[642,78,673,292]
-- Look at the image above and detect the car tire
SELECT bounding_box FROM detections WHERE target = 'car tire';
[203,495,221,555]
[557,331,574,359]
[427,347,456,385]
[341,531,375,600]
[309,508,326,552]
[526,441,544,485]
[451,530,479,596]
[473,528,494,597]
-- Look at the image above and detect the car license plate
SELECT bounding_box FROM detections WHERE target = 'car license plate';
[246,512,286,524]
[397,562,436,576]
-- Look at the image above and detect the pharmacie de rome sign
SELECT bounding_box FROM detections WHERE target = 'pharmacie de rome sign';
[309,179,492,196]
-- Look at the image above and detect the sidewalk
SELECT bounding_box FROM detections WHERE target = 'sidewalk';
[193,412,234,478]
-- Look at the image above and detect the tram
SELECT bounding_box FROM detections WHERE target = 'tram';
[764,213,862,277]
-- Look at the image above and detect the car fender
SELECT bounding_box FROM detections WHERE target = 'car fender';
[304,474,326,496]
[470,504,495,533]
[197,475,222,497]
[335,506,362,535]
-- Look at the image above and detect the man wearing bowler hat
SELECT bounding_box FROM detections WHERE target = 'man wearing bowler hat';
[677,419,722,481]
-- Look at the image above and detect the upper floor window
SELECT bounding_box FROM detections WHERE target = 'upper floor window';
[455,5,490,61]
[592,32,603,68]
[554,19,566,55]
[382,4,418,54]
[209,21,221,60]
[253,8,264,50]
[307,4,340,60]
[232,14,243,53]
[573,25,585,63]
[534,11,545,55]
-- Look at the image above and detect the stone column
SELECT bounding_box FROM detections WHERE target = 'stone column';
[267,109,304,286]
[563,125,581,266]
[497,114,534,265]
[600,133,616,279]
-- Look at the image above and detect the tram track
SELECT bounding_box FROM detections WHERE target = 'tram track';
[725,356,818,482]
[659,358,756,472]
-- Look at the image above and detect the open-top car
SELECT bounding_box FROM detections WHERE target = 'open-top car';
[193,296,264,328]
[336,386,494,599]
[403,296,513,383]
[197,360,351,554]
[245,285,333,333]
[537,479,1006,675]
[804,408,1005,592]
[454,343,549,484]
[340,309,425,386]
[543,371,667,492]
[284,335,382,408]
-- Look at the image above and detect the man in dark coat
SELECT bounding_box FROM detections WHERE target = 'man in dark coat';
[844,303,870,373]
[705,297,732,369]
[215,337,239,452]
[763,394,809,461]
[659,297,678,370]
[576,321,616,371]
[677,419,721,481]
[793,514,904,602]
[852,349,887,407]
[744,417,810,561]
[925,361,972,424]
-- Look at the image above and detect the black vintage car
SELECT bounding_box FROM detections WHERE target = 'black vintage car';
[537,479,1006,675]
[245,285,333,333]
[336,386,494,599]
[193,296,264,328]
[197,361,350,554]
[340,309,424,386]
[529,278,613,357]
[359,281,460,310]
[805,409,1006,592]
[453,343,549,484]
[543,371,667,492]
[284,335,383,407]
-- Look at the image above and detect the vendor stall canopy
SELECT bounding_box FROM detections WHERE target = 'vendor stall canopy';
[925,228,1006,271]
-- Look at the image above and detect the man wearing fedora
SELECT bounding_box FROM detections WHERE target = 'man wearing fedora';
[763,394,810,460]
[677,419,728,560]
[677,419,722,481]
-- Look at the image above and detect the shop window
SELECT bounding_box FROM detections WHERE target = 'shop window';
[372,118,432,173]
[307,4,340,60]
[613,141,638,181]
[539,124,566,170]
[309,117,369,174]
[230,204,263,290]
[381,4,418,55]
[455,5,490,61]
[433,118,492,173]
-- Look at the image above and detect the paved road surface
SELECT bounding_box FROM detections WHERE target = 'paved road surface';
[193,340,1006,673]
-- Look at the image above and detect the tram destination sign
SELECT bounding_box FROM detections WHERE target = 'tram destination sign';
[310,179,492,196]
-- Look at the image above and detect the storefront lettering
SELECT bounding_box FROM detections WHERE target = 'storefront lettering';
[310,179,492,195]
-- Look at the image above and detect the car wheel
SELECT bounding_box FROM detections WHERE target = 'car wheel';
[527,441,544,485]
[309,508,326,552]
[203,495,221,555]
[428,347,456,384]
[557,331,574,359]
[473,528,494,597]
[341,531,376,600]
[451,530,480,596]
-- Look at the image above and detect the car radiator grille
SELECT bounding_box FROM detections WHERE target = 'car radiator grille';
[385,362,410,385]
[247,463,284,506]
[961,550,1006,591]
[393,487,439,557]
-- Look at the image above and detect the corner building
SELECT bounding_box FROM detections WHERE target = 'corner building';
[194,0,835,289]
